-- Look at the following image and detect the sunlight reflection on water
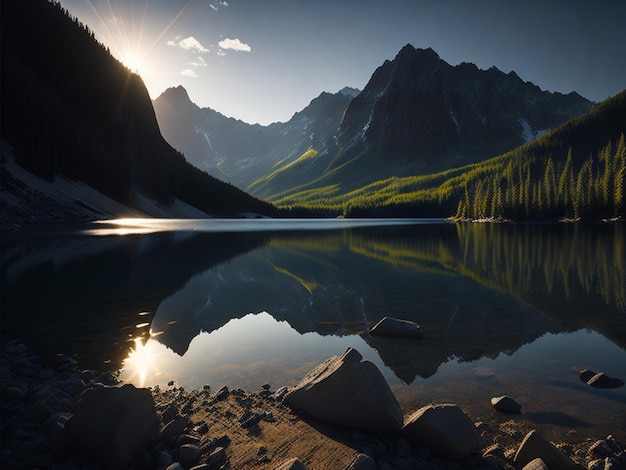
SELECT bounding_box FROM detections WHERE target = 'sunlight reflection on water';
[83,217,446,236]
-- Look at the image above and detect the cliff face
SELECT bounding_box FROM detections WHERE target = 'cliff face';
[336,45,593,170]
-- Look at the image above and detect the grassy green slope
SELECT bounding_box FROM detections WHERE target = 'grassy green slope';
[276,90,626,220]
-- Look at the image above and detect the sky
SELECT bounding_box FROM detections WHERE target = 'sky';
[57,0,626,125]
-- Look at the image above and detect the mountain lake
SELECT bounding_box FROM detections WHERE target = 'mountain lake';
[1,218,625,444]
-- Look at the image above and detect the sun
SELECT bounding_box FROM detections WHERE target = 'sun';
[120,49,148,76]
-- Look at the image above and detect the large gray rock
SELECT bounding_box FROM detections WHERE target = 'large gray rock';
[514,430,578,470]
[401,403,485,460]
[370,317,422,339]
[65,384,160,470]
[284,348,403,434]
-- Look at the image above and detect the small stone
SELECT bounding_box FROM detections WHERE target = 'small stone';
[153,450,173,468]
[207,446,227,468]
[588,458,604,470]
[214,385,229,400]
[195,422,209,435]
[262,384,271,390]
[161,417,191,447]
[179,444,201,468]
[273,386,288,401]
[175,433,200,447]
[514,430,577,470]
[490,395,522,414]
[346,454,376,470]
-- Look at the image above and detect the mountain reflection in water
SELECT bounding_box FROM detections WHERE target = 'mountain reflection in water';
[2,219,625,442]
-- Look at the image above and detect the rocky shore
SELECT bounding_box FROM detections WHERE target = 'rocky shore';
[2,340,624,470]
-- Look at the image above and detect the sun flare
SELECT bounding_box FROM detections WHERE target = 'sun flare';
[120,49,150,77]
[122,337,162,387]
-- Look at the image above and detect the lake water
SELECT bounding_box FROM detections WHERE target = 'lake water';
[1,218,625,444]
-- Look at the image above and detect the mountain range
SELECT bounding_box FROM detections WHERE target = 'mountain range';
[1,0,622,226]
[154,45,593,202]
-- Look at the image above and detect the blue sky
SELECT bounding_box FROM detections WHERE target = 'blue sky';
[58,0,625,125]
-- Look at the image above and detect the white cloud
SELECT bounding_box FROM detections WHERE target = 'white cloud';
[181,69,198,78]
[209,1,228,10]
[189,56,207,67]
[178,36,210,53]
[167,40,177,46]
[218,38,251,52]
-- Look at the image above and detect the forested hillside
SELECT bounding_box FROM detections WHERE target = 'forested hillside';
[1,0,275,219]
[276,90,626,221]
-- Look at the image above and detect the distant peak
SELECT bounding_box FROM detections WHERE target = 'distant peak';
[396,44,439,58]
[160,85,191,102]
[339,86,360,98]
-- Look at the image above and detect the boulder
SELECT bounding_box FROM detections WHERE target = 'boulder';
[284,348,403,434]
[579,369,624,389]
[65,384,160,470]
[514,430,578,470]
[370,317,422,339]
[401,403,485,460]
[490,395,522,414]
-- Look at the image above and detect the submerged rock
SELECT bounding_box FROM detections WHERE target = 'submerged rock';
[401,403,485,460]
[285,348,403,434]
[579,369,624,389]
[490,395,522,414]
[370,317,423,339]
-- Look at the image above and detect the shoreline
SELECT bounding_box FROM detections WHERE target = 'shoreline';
[2,340,624,469]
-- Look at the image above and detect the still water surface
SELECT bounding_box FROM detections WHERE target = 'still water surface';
[2,218,625,443]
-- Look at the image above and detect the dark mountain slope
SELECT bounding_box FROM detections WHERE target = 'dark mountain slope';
[1,0,275,224]
[337,45,593,169]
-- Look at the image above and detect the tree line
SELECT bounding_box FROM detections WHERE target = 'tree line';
[454,134,625,221]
